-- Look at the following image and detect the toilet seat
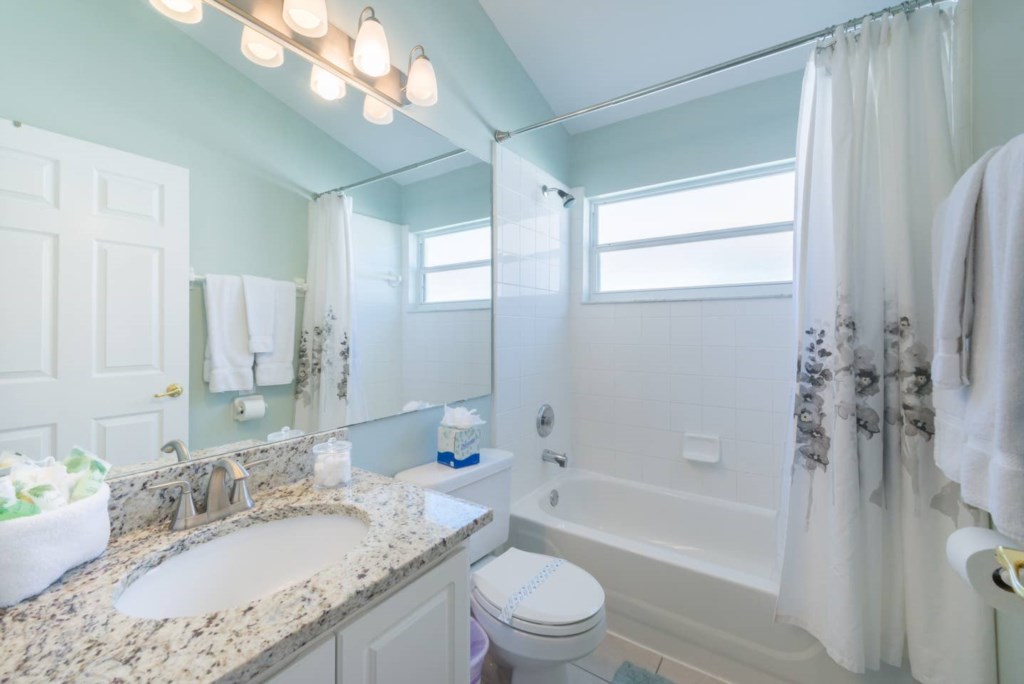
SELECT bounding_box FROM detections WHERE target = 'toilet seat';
[471,548,605,637]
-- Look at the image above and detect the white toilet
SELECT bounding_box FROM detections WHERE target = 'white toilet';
[396,449,606,684]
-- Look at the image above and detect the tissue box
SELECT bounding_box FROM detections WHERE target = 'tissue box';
[437,426,480,469]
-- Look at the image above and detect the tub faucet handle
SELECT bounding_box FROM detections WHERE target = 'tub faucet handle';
[542,449,568,468]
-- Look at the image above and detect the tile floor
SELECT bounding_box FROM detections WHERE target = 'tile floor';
[481,632,728,684]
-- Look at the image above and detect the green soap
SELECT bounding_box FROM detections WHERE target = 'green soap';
[71,474,103,502]
[0,500,41,521]
[26,484,57,498]
[64,447,110,477]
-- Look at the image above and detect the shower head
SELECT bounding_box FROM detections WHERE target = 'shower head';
[542,184,575,209]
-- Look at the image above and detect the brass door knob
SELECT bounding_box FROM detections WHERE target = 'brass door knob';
[154,383,184,399]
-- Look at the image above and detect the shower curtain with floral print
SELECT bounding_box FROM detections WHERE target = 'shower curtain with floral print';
[294,193,364,432]
[774,4,996,683]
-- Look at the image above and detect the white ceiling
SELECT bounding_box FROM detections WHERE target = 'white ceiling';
[478,0,900,134]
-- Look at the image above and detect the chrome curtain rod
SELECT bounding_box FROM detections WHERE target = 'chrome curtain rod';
[313,149,466,199]
[493,0,944,142]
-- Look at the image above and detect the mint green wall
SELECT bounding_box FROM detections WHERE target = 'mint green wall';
[0,0,404,452]
[401,162,493,232]
[358,1,569,180]
[567,72,804,195]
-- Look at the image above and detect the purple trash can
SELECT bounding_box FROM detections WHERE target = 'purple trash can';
[469,617,490,684]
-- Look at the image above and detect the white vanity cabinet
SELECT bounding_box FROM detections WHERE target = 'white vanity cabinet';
[264,548,470,684]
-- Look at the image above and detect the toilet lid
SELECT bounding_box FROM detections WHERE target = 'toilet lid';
[472,549,604,628]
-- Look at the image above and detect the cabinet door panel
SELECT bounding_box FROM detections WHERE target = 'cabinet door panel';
[339,549,469,684]
[266,637,336,684]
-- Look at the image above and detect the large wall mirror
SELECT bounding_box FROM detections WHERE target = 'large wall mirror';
[0,0,492,477]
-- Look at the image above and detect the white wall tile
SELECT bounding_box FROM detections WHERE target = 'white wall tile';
[670,317,702,346]
[554,170,795,510]
[493,147,573,501]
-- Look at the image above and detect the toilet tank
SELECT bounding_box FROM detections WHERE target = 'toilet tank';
[395,449,512,563]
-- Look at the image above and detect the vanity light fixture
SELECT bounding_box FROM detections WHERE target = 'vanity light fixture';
[405,46,437,107]
[149,0,202,24]
[241,25,284,68]
[353,7,391,78]
[283,0,329,38]
[310,65,346,101]
[363,94,394,125]
[148,1,438,119]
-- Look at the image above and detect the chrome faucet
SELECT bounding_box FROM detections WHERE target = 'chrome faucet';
[146,457,260,531]
[161,439,191,463]
[205,458,254,521]
[542,449,568,468]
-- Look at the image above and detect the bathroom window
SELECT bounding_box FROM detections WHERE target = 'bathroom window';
[588,161,795,301]
[411,220,492,310]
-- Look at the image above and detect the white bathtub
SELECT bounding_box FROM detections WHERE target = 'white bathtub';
[510,472,911,684]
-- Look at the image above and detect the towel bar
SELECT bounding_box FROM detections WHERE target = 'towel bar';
[188,269,308,293]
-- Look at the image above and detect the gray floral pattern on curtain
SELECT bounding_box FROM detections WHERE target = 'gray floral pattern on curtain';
[794,308,937,476]
[295,306,350,405]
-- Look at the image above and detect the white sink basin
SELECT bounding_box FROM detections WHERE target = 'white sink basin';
[115,514,369,619]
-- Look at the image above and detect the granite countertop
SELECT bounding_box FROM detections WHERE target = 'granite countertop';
[0,469,491,684]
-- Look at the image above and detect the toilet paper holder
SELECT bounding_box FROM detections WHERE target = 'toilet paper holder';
[994,546,1024,598]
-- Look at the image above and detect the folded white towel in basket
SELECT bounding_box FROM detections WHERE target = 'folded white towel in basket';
[0,483,111,607]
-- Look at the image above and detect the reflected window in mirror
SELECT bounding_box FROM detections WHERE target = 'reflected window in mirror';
[411,220,492,310]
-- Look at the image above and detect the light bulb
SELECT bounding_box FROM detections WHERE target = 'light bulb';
[310,65,346,101]
[283,0,328,38]
[353,8,391,77]
[406,50,438,107]
[240,26,284,68]
[149,0,202,24]
[363,95,393,125]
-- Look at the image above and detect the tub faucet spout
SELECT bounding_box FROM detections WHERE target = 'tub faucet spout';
[542,449,568,468]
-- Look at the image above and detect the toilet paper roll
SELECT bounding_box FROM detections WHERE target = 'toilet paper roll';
[232,395,266,422]
[947,526,1024,612]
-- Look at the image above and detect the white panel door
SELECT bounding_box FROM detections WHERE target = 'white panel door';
[338,549,470,684]
[0,120,189,466]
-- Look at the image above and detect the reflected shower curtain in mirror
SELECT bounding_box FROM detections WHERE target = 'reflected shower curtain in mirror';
[295,193,365,432]
[774,4,996,683]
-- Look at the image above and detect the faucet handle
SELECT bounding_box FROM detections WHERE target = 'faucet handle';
[243,457,271,468]
[145,480,198,530]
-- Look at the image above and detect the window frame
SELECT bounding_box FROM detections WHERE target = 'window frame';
[586,159,796,303]
[409,218,492,312]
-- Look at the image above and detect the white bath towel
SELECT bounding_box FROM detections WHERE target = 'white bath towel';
[255,280,296,386]
[203,274,254,393]
[933,133,1024,542]
[242,275,276,354]
[932,146,999,389]
[0,483,110,607]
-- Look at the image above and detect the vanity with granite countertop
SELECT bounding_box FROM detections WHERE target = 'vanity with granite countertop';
[0,431,491,684]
